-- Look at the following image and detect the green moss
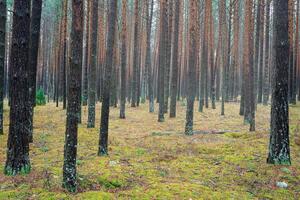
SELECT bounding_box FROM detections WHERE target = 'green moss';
[97,177,123,189]
[75,191,113,200]
[136,148,146,156]
[4,164,31,176]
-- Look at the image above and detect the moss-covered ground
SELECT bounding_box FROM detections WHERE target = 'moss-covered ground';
[0,101,300,199]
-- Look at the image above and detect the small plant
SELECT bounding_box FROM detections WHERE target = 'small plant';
[36,89,46,106]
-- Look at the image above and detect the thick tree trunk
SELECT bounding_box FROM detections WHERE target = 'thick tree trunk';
[5,0,31,176]
[62,0,83,192]
[267,0,291,165]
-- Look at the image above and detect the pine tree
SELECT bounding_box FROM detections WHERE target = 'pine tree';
[0,0,6,135]
[158,0,167,122]
[27,0,43,142]
[5,0,31,176]
[62,0,84,192]
[170,0,180,118]
[120,0,127,119]
[185,0,197,135]
[98,0,118,156]
[87,0,99,128]
[267,0,291,165]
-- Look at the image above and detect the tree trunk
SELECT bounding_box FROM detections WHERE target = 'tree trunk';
[120,0,127,119]
[27,0,43,142]
[82,0,90,106]
[185,0,197,135]
[62,0,83,192]
[5,0,31,176]
[131,0,139,107]
[0,0,6,135]
[87,0,98,128]
[98,0,117,156]
[158,0,167,122]
[257,0,265,103]
[267,0,291,165]
[263,0,270,105]
[170,0,180,118]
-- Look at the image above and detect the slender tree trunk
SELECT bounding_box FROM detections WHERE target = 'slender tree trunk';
[120,0,127,119]
[288,0,296,104]
[257,0,265,103]
[131,0,139,107]
[62,0,83,192]
[170,0,180,118]
[263,0,270,105]
[82,0,90,106]
[158,0,167,122]
[185,0,197,135]
[98,0,117,156]
[62,0,68,110]
[146,0,154,113]
[87,0,98,128]
[27,0,43,142]
[0,0,6,135]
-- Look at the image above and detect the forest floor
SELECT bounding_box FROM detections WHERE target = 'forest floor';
[0,101,300,199]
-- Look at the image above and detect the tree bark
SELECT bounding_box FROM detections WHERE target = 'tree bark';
[267,0,291,165]
[5,0,31,176]
[62,0,83,192]
[0,0,6,135]
[185,0,197,135]
[170,0,180,118]
[87,0,99,128]
[98,0,117,156]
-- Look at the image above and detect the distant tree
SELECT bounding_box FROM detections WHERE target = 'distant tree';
[263,0,270,105]
[62,0,84,192]
[257,0,265,104]
[185,0,197,135]
[243,0,255,131]
[158,0,167,122]
[82,0,90,107]
[146,0,154,113]
[120,0,127,119]
[164,0,173,113]
[295,0,300,102]
[0,0,6,135]
[61,0,68,110]
[267,0,291,165]
[288,0,296,104]
[87,0,98,128]
[170,0,180,118]
[199,0,210,113]
[98,0,117,156]
[5,0,31,176]
[131,0,139,107]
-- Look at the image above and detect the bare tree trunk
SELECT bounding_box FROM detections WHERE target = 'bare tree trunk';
[62,0,83,192]
[99,0,118,156]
